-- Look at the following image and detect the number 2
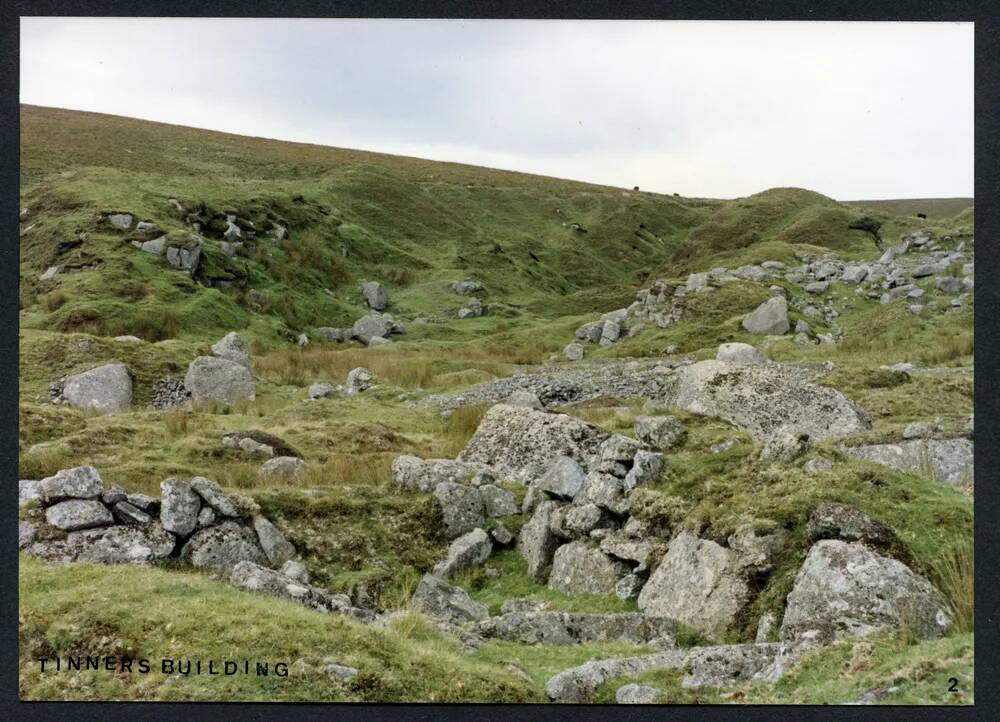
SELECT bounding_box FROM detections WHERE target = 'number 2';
[948,678,959,692]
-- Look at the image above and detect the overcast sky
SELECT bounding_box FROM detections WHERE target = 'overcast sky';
[20,18,973,199]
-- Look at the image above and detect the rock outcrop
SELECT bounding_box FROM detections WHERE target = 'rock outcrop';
[457,404,609,483]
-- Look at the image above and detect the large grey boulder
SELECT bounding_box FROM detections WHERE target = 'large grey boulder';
[211,332,251,369]
[519,500,562,582]
[474,611,678,646]
[741,297,790,335]
[716,342,767,366]
[351,312,404,344]
[252,515,296,567]
[61,363,133,413]
[184,356,255,405]
[180,521,269,571]
[159,479,201,536]
[45,499,113,531]
[841,438,973,486]
[433,482,486,539]
[37,466,103,504]
[548,541,630,596]
[637,532,750,638]
[361,281,389,310]
[457,404,609,483]
[433,528,492,577]
[779,540,951,644]
[409,573,488,624]
[391,455,493,492]
[545,649,689,703]
[667,360,870,442]
[230,561,353,614]
[533,455,587,500]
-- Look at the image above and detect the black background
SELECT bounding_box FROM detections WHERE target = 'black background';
[0,2,995,720]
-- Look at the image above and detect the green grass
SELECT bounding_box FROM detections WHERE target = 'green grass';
[18,556,540,702]
[454,549,639,616]
[18,104,974,704]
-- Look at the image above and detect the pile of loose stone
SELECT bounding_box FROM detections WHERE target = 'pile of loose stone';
[149,376,191,410]
[565,231,974,360]
[18,465,372,621]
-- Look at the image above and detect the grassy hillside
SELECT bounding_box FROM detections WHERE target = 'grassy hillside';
[844,197,974,220]
[18,105,974,704]
[19,105,721,344]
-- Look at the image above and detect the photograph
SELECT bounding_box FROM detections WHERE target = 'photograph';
[16,16,974,705]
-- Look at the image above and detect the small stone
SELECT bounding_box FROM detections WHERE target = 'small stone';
[112,501,152,525]
[803,457,833,472]
[308,383,336,399]
[281,560,310,584]
[634,416,684,449]
[323,661,359,682]
[197,506,216,528]
[563,342,585,361]
[490,523,514,546]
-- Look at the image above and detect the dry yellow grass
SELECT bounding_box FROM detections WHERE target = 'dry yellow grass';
[253,346,542,390]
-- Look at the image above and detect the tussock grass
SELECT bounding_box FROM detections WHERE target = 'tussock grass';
[19,442,76,480]
[930,536,974,634]
[440,404,489,457]
[254,346,529,390]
